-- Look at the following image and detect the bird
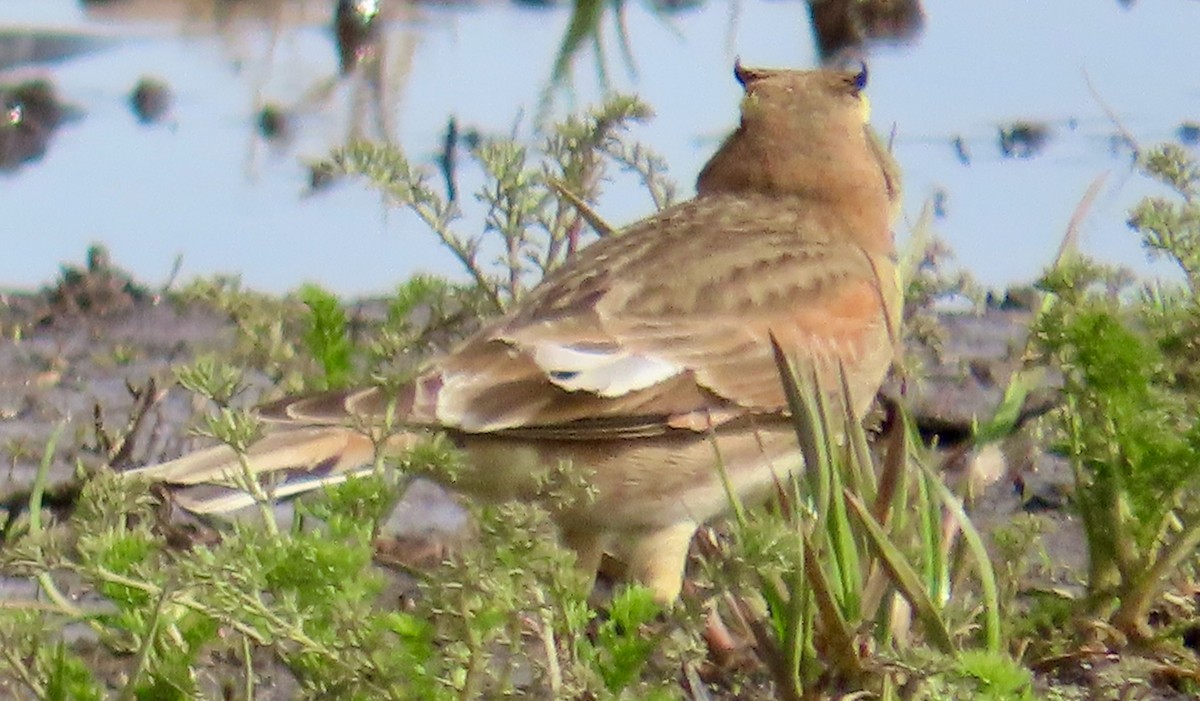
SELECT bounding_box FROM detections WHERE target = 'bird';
[122,64,902,604]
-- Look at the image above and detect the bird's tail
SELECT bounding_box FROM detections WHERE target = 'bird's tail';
[120,427,416,514]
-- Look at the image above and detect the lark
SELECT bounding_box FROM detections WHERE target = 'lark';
[125,64,902,604]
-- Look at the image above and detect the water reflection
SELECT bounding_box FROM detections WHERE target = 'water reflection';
[80,0,330,30]
[0,28,111,70]
[334,0,381,75]
[807,0,925,65]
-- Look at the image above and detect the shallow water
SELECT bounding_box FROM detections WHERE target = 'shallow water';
[1,0,1198,296]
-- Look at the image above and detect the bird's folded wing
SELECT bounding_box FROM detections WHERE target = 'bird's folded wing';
[254,193,897,440]
[423,193,898,435]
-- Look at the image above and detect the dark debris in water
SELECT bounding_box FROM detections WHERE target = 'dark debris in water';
[1179,121,1200,147]
[307,161,340,193]
[257,104,290,141]
[931,188,949,218]
[998,120,1051,159]
[951,134,971,165]
[0,79,73,171]
[130,77,172,125]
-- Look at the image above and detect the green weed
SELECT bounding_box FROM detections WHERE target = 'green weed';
[1034,143,1200,642]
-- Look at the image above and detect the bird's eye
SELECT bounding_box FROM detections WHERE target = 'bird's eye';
[733,60,755,88]
[852,63,868,93]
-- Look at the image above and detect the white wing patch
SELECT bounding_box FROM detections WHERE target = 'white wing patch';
[532,343,682,397]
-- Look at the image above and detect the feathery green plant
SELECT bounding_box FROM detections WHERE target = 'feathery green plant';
[1034,143,1200,642]
[315,93,673,308]
[299,283,354,390]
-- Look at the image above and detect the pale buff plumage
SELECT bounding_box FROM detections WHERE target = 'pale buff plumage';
[123,65,902,603]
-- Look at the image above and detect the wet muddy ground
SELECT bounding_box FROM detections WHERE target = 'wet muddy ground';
[6,253,1195,700]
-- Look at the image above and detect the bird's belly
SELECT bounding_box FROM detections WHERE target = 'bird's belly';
[454,423,802,530]
[597,441,805,528]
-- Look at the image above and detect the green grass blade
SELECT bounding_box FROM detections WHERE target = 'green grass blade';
[844,491,957,655]
[801,532,862,680]
[915,467,947,606]
[914,457,1003,653]
[825,445,863,620]
[839,362,878,499]
[769,337,831,532]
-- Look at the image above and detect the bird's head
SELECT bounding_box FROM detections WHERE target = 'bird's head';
[733,62,871,134]
[696,64,895,219]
